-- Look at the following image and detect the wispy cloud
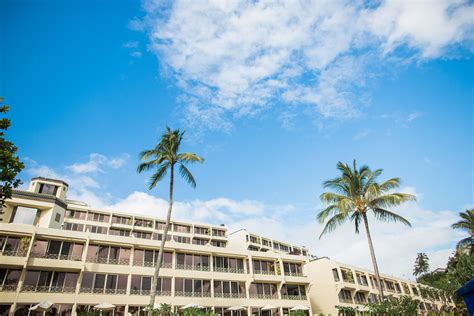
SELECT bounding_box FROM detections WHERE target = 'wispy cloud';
[407,112,424,122]
[130,51,142,58]
[122,41,139,48]
[66,153,130,174]
[136,0,473,130]
[354,128,371,140]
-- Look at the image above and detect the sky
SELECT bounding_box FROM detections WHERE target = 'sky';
[1,0,473,280]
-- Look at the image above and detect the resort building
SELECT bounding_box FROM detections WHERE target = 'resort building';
[305,258,454,315]
[0,177,312,316]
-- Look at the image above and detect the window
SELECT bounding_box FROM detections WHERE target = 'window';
[262,239,271,247]
[368,293,379,303]
[86,225,108,234]
[0,236,23,256]
[109,229,130,237]
[341,269,354,283]
[112,215,131,225]
[356,272,369,286]
[213,256,244,273]
[332,268,340,282]
[38,183,58,195]
[133,249,172,267]
[194,226,209,235]
[31,239,83,260]
[55,213,61,222]
[281,284,306,299]
[249,235,259,243]
[23,270,78,293]
[192,238,208,245]
[176,253,210,271]
[155,221,166,230]
[173,235,190,244]
[249,283,278,299]
[212,229,225,237]
[87,212,109,223]
[174,278,211,297]
[412,286,419,296]
[64,222,84,232]
[86,245,130,265]
[132,231,151,239]
[214,281,245,298]
[211,240,226,247]
[130,275,171,295]
[354,292,366,304]
[252,260,275,275]
[10,206,38,225]
[0,269,21,291]
[279,244,290,252]
[81,272,127,294]
[283,262,303,276]
[338,289,353,303]
[134,219,153,228]
[173,224,191,233]
[65,210,86,219]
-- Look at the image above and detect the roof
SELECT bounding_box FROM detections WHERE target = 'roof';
[32,177,69,187]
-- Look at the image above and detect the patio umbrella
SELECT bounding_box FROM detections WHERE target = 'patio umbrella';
[227,306,246,311]
[261,305,277,311]
[29,301,53,312]
[94,303,115,311]
[143,304,161,311]
[290,306,310,311]
[180,304,204,310]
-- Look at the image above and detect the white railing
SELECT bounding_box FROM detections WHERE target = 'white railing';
[249,293,278,299]
[130,289,171,296]
[281,294,307,300]
[175,264,210,272]
[31,253,82,261]
[214,292,246,299]
[214,267,245,274]
[81,287,127,295]
[22,285,76,293]
[175,291,211,297]
[86,257,130,265]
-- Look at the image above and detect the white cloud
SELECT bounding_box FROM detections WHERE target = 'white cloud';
[123,41,139,48]
[354,128,371,140]
[66,153,129,174]
[130,51,142,58]
[137,0,473,129]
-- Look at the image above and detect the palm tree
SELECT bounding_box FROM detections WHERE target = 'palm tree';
[413,252,430,278]
[317,160,416,299]
[451,209,474,254]
[137,127,204,311]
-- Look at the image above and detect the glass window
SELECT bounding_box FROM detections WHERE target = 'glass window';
[11,207,38,225]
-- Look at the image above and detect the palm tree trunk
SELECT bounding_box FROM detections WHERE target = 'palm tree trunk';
[362,213,385,299]
[148,165,174,314]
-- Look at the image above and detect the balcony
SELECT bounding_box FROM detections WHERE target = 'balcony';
[214,267,245,274]
[281,294,307,300]
[284,272,305,277]
[133,261,172,269]
[130,289,171,296]
[86,257,130,265]
[175,264,210,272]
[0,284,18,292]
[254,270,276,275]
[339,297,353,304]
[249,293,278,299]
[80,288,127,295]
[22,285,76,293]
[214,292,246,299]
[175,291,211,297]
[1,249,27,257]
[31,253,82,261]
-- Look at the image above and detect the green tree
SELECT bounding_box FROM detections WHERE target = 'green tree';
[317,160,415,298]
[413,252,430,278]
[366,295,420,315]
[0,97,24,220]
[137,127,204,312]
[451,209,474,254]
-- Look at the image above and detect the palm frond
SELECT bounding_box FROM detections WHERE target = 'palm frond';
[351,212,362,234]
[379,178,401,192]
[369,193,416,209]
[178,152,204,164]
[317,205,340,224]
[148,163,170,190]
[372,207,411,227]
[319,212,351,239]
[179,164,196,188]
[137,158,162,173]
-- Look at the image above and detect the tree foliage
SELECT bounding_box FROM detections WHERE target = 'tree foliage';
[365,296,420,315]
[451,209,474,254]
[0,97,24,220]
[413,252,430,278]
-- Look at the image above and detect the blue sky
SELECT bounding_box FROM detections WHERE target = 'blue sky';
[1,0,473,278]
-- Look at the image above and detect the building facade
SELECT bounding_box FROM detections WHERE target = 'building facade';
[305,258,454,315]
[0,178,311,316]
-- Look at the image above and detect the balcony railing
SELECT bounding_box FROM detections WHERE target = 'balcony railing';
[281,294,307,300]
[284,272,305,277]
[133,261,173,269]
[175,264,210,272]
[130,289,171,296]
[339,298,353,303]
[175,291,211,297]
[214,267,245,274]
[22,285,76,293]
[0,284,18,292]
[249,293,278,299]
[31,253,82,261]
[1,249,26,257]
[80,287,127,295]
[214,292,246,299]
[254,270,276,275]
[86,257,130,265]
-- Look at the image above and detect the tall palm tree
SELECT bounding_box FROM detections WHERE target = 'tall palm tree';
[451,209,474,254]
[137,127,204,311]
[413,252,430,278]
[317,160,416,299]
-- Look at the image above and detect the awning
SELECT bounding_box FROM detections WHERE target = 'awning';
[227,306,246,311]
[261,305,277,311]
[180,304,204,310]
[29,301,53,312]
[94,303,116,311]
[290,306,310,311]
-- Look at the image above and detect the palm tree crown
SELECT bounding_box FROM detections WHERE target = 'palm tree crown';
[317,160,416,298]
[451,209,474,254]
[137,127,204,189]
[318,161,415,237]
